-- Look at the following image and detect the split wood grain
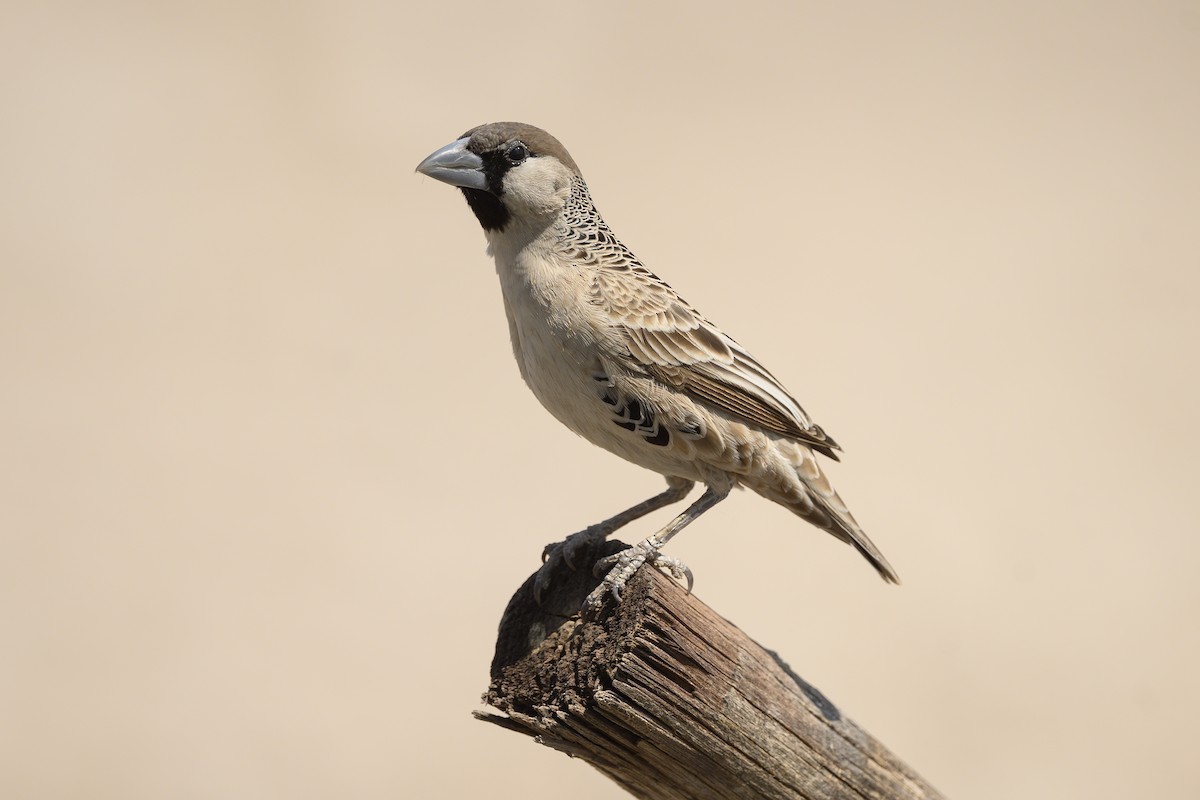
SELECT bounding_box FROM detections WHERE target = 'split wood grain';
[478,538,944,800]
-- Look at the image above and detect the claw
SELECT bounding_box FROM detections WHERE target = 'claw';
[591,556,609,579]
[647,553,693,593]
[533,525,611,606]
[562,539,581,571]
[540,531,695,611]
[533,569,550,605]
[582,540,694,611]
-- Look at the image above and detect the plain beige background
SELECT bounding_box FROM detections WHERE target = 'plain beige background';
[2,1,1198,797]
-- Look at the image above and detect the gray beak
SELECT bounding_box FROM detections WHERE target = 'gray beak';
[415,136,487,191]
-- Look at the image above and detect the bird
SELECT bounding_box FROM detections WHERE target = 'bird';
[416,122,898,611]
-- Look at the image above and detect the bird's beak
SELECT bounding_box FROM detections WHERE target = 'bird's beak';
[415,136,487,191]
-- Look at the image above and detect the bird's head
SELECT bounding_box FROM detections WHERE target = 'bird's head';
[416,122,582,233]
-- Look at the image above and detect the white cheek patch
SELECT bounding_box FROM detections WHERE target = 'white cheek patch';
[503,159,575,216]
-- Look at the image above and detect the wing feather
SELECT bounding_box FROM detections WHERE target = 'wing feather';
[592,269,841,458]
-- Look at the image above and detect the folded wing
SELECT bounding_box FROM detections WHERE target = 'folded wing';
[592,268,841,459]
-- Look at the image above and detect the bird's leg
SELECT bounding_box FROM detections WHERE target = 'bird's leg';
[534,477,693,604]
[547,476,695,568]
[585,483,731,612]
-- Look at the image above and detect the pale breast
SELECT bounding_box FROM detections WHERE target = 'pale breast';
[495,244,608,431]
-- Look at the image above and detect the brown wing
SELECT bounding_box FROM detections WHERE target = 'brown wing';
[592,268,841,459]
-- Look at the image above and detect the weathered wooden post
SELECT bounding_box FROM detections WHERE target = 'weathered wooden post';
[478,538,944,800]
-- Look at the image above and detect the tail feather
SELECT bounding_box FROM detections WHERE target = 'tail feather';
[785,450,900,584]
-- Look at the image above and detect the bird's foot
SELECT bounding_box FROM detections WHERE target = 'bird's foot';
[533,524,611,605]
[583,540,694,614]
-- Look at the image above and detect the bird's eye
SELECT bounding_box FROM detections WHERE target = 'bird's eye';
[505,142,529,164]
